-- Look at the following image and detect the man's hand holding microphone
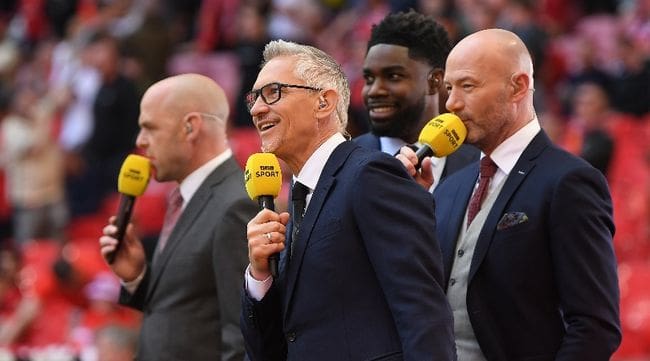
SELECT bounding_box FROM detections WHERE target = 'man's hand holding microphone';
[397,113,467,189]
[244,153,288,281]
[99,154,151,282]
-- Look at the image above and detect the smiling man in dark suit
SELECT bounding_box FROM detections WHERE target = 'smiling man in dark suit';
[99,74,257,360]
[355,10,478,190]
[240,39,455,361]
[400,29,621,360]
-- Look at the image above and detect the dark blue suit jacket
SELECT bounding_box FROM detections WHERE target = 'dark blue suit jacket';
[241,141,455,361]
[353,132,479,182]
[434,131,621,361]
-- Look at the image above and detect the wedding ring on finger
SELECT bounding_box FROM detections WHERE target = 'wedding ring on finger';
[265,232,272,243]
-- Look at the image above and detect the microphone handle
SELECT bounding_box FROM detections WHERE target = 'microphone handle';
[415,144,434,170]
[107,195,136,264]
[258,195,278,278]
[258,196,275,212]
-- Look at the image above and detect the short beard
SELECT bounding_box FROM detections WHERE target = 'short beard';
[369,97,426,142]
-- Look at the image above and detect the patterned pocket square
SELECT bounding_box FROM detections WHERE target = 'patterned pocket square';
[497,212,529,230]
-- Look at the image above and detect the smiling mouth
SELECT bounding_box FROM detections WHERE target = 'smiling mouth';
[368,105,398,120]
[258,121,278,132]
[370,106,396,114]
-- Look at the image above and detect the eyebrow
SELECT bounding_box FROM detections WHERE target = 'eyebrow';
[363,65,408,74]
[445,75,477,84]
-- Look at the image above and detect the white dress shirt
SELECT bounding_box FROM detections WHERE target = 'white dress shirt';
[246,133,346,300]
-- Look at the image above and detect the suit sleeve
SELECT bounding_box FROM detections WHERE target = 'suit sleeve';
[352,155,456,361]
[119,264,151,311]
[550,166,621,360]
[240,282,287,361]
[213,196,259,361]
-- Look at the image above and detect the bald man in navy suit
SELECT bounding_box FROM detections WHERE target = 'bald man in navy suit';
[400,29,621,361]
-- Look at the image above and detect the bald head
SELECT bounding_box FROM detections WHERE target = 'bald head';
[450,29,534,90]
[137,74,231,181]
[145,74,229,120]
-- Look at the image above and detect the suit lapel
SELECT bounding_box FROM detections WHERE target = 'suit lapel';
[468,132,549,282]
[145,157,237,302]
[282,141,355,318]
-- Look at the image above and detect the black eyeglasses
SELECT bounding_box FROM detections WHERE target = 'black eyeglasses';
[245,82,322,111]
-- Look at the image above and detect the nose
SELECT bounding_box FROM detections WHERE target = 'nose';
[364,78,388,98]
[445,87,463,113]
[135,130,147,149]
[249,97,270,118]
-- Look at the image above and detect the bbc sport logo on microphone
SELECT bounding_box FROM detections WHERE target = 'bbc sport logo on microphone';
[123,168,146,182]
[256,165,281,178]
[245,165,280,184]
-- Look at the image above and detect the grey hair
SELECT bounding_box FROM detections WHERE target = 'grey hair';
[262,40,350,136]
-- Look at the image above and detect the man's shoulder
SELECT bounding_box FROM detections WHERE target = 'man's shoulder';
[352,132,380,150]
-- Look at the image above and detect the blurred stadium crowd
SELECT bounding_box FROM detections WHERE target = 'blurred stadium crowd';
[0,0,647,359]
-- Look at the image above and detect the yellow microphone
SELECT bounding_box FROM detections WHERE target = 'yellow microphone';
[245,153,282,277]
[414,113,467,168]
[107,154,151,264]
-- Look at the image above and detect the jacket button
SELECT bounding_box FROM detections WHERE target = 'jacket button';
[286,332,296,342]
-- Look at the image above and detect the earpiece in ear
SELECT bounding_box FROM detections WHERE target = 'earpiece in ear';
[185,123,192,134]
[319,97,327,109]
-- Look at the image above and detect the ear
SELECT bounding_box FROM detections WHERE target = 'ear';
[182,112,200,140]
[314,89,337,117]
[510,72,530,101]
[427,68,444,95]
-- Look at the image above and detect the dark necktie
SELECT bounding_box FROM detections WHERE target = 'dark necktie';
[467,156,497,226]
[290,182,309,259]
[158,187,183,253]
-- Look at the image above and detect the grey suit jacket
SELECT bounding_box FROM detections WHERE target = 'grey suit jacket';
[120,156,258,361]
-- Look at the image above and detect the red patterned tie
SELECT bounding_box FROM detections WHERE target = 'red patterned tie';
[467,156,497,226]
[158,187,183,252]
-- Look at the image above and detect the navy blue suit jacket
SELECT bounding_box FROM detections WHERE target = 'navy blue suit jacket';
[353,132,479,182]
[434,131,621,360]
[241,141,455,361]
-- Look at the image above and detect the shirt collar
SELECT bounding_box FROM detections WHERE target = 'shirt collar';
[379,136,407,156]
[178,148,233,208]
[294,133,346,191]
[487,117,541,176]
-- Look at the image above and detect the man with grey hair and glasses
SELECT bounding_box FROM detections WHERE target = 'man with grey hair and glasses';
[240,40,455,361]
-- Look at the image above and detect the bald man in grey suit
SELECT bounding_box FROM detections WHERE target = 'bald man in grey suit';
[99,74,257,360]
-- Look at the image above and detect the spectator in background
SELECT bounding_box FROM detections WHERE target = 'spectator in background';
[0,240,107,350]
[611,37,650,118]
[233,1,270,128]
[0,245,21,322]
[70,272,140,355]
[562,38,612,115]
[0,83,68,245]
[355,10,478,190]
[67,32,140,216]
[564,82,615,176]
[501,0,548,111]
[93,325,138,361]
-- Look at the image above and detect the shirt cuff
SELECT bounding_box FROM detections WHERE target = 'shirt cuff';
[244,264,273,301]
[120,266,147,294]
